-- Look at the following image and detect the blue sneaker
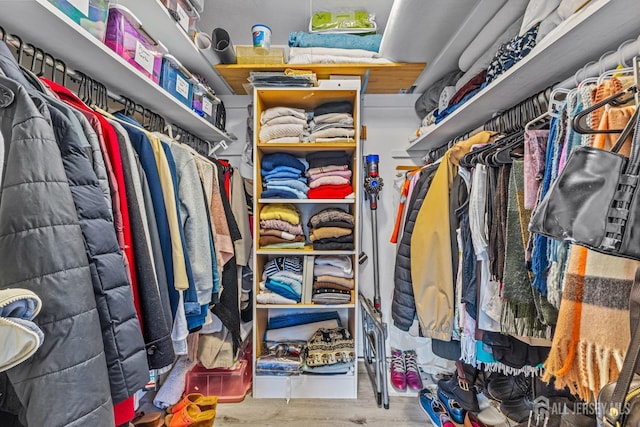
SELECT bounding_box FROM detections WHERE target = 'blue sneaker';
[419,388,455,427]
[437,387,467,424]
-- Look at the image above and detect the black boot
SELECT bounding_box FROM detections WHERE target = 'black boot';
[437,361,480,412]
[486,372,530,402]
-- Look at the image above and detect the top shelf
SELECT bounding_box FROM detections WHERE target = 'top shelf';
[115,0,232,95]
[215,63,426,94]
[0,0,234,142]
[402,0,639,153]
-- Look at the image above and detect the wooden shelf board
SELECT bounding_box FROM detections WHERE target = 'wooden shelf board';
[405,0,639,153]
[258,199,355,204]
[257,248,356,256]
[215,62,426,94]
[257,142,356,153]
[256,303,355,309]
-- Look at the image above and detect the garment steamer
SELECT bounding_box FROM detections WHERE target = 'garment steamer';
[359,154,390,409]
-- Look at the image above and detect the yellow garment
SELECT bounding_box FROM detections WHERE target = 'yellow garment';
[104,112,189,291]
[259,203,301,225]
[147,132,189,291]
[309,226,352,242]
[410,131,494,340]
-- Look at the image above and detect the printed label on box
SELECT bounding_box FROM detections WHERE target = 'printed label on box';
[67,0,90,17]
[134,41,155,76]
[176,75,190,99]
[176,4,190,32]
[203,97,213,116]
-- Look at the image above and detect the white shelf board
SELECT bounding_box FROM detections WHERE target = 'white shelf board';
[258,198,355,204]
[0,0,232,142]
[256,303,355,309]
[405,0,640,152]
[116,0,232,95]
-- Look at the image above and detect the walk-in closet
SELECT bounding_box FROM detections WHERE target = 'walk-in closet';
[1,1,640,426]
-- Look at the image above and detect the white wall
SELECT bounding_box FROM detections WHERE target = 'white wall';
[219,93,454,386]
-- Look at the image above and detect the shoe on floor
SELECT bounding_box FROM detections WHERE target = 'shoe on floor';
[165,403,215,427]
[500,396,533,423]
[390,348,407,392]
[486,373,530,402]
[419,388,456,427]
[132,411,164,427]
[437,387,466,424]
[404,349,423,391]
[437,362,480,412]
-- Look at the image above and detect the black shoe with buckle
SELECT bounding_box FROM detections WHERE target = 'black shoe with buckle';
[437,361,480,412]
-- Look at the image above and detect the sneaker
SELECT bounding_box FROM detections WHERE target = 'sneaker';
[390,348,407,391]
[419,388,456,427]
[437,387,466,424]
[404,349,424,391]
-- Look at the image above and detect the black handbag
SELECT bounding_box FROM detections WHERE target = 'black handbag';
[529,108,640,260]
[597,267,640,427]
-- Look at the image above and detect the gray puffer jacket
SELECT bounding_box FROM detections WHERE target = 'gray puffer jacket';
[49,103,149,403]
[0,75,114,426]
[392,165,438,331]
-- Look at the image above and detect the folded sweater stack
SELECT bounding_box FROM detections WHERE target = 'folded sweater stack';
[308,207,355,251]
[302,101,355,143]
[312,255,354,304]
[259,106,309,143]
[261,153,309,199]
[259,203,305,249]
[258,256,304,305]
[306,151,354,199]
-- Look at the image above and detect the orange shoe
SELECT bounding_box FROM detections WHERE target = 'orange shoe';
[165,404,215,427]
[167,393,218,414]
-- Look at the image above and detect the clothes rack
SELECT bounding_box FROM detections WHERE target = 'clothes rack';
[0,26,232,156]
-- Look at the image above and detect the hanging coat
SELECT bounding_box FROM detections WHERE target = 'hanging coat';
[0,75,114,427]
[411,131,493,340]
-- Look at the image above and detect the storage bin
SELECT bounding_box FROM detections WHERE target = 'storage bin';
[105,5,166,83]
[47,0,110,42]
[160,54,194,107]
[185,353,252,403]
[163,0,200,39]
[236,45,285,64]
[192,83,219,125]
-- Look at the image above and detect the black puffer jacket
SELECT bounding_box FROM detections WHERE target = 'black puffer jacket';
[392,165,438,331]
[0,75,114,427]
[49,104,149,403]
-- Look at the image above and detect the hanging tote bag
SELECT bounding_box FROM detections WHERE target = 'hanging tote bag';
[529,107,640,260]
[597,267,640,427]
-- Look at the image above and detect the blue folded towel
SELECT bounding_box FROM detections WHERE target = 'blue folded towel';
[262,153,308,172]
[289,32,382,52]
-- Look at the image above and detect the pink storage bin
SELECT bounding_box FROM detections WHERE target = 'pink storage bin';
[104,5,166,83]
[185,340,253,403]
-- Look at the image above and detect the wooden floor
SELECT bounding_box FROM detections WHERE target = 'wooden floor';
[214,364,428,426]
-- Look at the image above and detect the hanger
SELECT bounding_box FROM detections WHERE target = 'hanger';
[572,86,637,134]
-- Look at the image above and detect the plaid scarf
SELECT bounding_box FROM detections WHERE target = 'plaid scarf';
[543,246,637,400]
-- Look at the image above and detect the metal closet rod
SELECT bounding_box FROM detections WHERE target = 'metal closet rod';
[0,26,229,151]
[556,34,640,89]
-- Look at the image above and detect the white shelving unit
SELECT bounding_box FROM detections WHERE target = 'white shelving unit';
[0,0,233,142]
[395,0,639,156]
[252,87,361,399]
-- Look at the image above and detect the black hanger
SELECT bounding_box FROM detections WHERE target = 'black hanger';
[493,130,525,165]
[572,86,637,134]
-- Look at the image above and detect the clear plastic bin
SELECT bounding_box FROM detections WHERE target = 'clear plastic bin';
[47,0,110,41]
[164,0,200,39]
[185,357,252,403]
[160,54,194,107]
[192,83,219,125]
[105,5,166,83]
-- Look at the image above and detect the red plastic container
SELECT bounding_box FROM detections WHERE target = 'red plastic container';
[185,348,253,403]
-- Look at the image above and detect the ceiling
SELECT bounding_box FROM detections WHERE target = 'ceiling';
[198,0,519,94]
